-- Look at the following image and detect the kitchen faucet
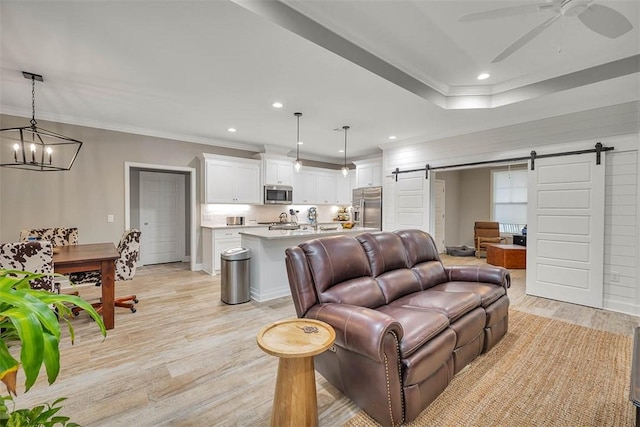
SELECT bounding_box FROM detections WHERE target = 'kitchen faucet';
[279,212,288,223]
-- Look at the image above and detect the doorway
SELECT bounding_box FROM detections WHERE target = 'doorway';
[139,171,185,265]
[124,162,197,271]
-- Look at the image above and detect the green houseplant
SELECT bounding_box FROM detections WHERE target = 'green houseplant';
[0,269,107,426]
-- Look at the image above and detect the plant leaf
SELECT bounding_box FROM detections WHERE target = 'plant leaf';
[0,308,44,392]
[41,332,60,385]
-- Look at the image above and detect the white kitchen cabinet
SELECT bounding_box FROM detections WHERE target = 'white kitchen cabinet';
[355,159,382,188]
[336,170,355,205]
[264,158,293,186]
[213,229,242,272]
[293,170,316,204]
[202,228,241,274]
[293,168,339,205]
[201,154,261,204]
[316,172,337,204]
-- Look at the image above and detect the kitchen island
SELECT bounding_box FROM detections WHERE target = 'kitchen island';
[239,226,377,302]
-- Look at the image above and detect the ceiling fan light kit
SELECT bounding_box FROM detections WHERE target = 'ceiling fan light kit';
[459,0,634,63]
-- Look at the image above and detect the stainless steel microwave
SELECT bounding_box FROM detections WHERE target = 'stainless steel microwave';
[264,185,293,205]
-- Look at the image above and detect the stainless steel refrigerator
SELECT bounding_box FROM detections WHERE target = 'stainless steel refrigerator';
[352,186,382,230]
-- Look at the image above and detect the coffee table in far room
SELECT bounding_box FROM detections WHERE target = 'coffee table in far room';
[486,244,526,269]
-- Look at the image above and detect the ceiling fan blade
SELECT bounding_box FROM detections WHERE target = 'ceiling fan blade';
[492,14,561,63]
[458,2,560,22]
[578,4,633,39]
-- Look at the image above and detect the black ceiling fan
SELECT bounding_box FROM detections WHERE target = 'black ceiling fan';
[459,0,634,63]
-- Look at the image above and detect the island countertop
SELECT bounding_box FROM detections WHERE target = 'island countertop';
[240,226,380,302]
[239,226,377,240]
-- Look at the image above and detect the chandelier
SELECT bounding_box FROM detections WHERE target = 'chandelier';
[1,71,83,171]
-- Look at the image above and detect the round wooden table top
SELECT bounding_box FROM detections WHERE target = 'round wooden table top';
[257,318,335,359]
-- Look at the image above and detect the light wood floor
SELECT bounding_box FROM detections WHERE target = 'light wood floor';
[10,256,640,426]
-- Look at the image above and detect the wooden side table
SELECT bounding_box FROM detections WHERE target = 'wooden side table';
[257,318,336,427]
[486,243,527,269]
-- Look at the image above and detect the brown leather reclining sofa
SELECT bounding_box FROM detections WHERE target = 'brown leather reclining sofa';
[285,229,510,426]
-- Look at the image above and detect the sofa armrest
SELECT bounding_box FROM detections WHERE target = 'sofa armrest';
[306,303,403,363]
[445,265,511,289]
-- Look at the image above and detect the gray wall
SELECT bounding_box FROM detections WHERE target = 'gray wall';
[458,168,491,247]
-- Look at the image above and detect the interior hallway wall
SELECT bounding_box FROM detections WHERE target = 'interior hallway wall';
[458,168,491,247]
[433,170,460,247]
[0,114,256,264]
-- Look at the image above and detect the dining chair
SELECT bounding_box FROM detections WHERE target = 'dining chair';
[474,221,506,258]
[70,229,142,314]
[0,241,55,292]
[19,227,78,247]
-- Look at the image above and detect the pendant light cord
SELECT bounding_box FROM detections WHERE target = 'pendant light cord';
[343,125,349,169]
[30,76,37,127]
[294,112,302,162]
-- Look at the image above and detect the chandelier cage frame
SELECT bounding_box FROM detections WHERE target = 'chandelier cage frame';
[0,71,83,171]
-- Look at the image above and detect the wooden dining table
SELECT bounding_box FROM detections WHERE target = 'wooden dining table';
[53,243,120,330]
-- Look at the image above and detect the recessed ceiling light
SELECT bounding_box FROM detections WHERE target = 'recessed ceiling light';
[227,128,237,132]
[338,149,344,153]
[477,73,490,80]
[272,102,283,108]
[388,135,397,140]
[297,141,303,145]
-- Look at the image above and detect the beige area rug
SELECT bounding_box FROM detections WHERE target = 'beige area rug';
[344,310,635,426]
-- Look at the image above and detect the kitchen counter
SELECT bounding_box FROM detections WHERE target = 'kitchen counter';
[240,227,378,302]
[239,226,374,240]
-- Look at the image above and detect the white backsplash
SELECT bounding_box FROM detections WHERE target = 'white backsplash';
[201,204,351,227]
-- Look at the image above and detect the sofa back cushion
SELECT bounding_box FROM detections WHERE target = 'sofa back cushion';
[395,229,448,290]
[298,235,385,308]
[357,232,421,303]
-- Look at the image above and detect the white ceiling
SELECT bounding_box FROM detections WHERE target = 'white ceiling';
[1,0,638,163]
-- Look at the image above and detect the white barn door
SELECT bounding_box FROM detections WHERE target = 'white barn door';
[526,152,605,308]
[434,179,446,253]
[395,172,430,232]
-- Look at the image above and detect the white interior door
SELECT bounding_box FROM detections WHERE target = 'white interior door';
[526,152,605,308]
[140,171,185,265]
[395,172,430,232]
[434,179,446,253]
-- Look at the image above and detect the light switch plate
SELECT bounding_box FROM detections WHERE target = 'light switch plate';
[107,214,114,223]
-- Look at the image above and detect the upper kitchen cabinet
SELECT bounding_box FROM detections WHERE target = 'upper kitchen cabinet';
[293,170,316,204]
[293,167,337,205]
[355,159,382,188]
[336,170,355,205]
[316,172,337,205]
[201,154,261,204]
[263,158,293,186]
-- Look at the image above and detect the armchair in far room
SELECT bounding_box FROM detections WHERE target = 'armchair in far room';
[19,227,78,247]
[70,229,142,314]
[474,221,506,258]
[0,241,55,292]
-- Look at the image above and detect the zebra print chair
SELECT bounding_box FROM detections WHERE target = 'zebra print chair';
[0,241,55,292]
[20,227,78,247]
[70,229,142,314]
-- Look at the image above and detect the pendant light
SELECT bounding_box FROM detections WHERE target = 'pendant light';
[0,71,83,171]
[293,112,302,172]
[341,125,350,177]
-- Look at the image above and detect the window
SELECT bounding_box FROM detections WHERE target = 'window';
[492,169,527,233]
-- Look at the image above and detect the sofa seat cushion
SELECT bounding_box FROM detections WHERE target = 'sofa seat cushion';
[430,281,506,308]
[402,327,456,386]
[391,290,481,322]
[376,305,449,358]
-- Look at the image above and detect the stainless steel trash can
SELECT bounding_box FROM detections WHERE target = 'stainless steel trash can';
[221,247,251,304]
